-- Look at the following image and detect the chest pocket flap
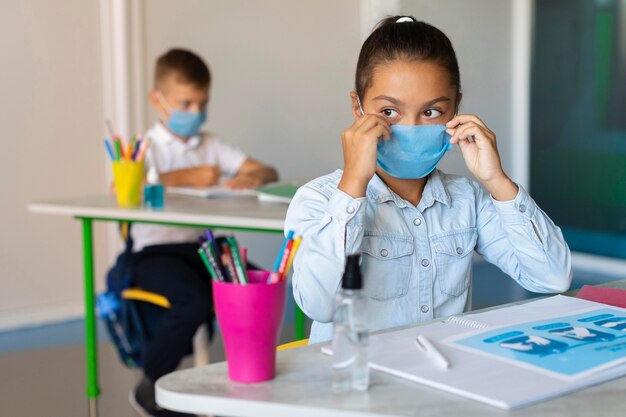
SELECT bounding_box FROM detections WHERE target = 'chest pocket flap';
[362,233,414,259]
[432,227,477,258]
[361,233,414,301]
[431,228,477,297]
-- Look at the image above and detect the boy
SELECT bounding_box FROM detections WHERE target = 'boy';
[128,48,277,417]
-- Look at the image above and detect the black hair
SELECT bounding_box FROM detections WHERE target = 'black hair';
[355,16,460,99]
[154,48,211,89]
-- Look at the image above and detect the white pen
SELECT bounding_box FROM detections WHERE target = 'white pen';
[415,335,451,370]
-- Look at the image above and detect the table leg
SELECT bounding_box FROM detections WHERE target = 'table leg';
[82,218,99,417]
[294,304,306,340]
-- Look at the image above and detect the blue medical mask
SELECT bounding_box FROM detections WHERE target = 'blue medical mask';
[357,97,452,179]
[157,92,207,138]
[377,125,452,179]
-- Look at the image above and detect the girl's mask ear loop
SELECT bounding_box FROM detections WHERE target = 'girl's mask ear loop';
[356,95,365,117]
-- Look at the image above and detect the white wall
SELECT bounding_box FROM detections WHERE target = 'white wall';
[0,0,108,329]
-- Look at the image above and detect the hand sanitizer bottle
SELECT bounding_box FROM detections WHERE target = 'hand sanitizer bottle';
[332,253,369,393]
[144,166,164,208]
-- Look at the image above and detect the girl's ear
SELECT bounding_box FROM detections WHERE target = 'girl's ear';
[350,91,363,121]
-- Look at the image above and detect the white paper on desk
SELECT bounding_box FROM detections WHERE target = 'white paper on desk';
[166,186,254,198]
[324,296,626,410]
[446,306,626,381]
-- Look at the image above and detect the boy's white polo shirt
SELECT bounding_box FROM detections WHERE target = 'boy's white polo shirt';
[131,122,247,251]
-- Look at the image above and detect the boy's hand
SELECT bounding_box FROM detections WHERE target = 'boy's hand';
[223,173,263,190]
[158,165,220,187]
[224,158,278,190]
[338,114,391,198]
[446,114,517,201]
[193,165,221,187]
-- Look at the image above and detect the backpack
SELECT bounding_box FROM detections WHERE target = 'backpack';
[97,223,165,368]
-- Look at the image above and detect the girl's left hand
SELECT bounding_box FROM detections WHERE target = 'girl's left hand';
[446,114,518,200]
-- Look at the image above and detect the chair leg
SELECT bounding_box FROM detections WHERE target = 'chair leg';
[192,324,211,367]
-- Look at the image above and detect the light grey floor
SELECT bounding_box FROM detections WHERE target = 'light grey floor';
[0,326,304,417]
[1,342,141,417]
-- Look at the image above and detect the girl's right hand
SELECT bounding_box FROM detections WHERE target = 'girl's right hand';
[338,114,391,198]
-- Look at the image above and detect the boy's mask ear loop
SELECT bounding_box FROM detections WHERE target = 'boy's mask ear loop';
[155,91,173,119]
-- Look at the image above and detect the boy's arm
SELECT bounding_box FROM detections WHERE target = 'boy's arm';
[158,165,221,187]
[223,158,278,189]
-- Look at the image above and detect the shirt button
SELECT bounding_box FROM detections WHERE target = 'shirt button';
[519,204,527,213]
[456,247,463,255]
[346,205,355,214]
[421,259,430,267]
[380,249,388,257]
[413,218,422,226]
[421,305,430,313]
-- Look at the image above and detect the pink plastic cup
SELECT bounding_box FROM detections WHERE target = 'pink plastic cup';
[212,270,287,383]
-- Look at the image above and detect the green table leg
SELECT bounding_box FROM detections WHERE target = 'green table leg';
[81,218,99,417]
[294,304,306,340]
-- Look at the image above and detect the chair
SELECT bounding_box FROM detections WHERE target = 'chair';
[277,338,309,351]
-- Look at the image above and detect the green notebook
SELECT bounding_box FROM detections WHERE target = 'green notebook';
[254,182,302,203]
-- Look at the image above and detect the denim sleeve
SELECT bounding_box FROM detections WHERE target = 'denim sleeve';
[474,183,572,293]
[284,184,367,323]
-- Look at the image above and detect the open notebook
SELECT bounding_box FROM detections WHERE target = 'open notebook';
[166,185,253,199]
[322,295,626,410]
[166,182,302,203]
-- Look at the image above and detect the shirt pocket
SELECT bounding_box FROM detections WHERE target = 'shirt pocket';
[361,233,414,301]
[431,227,477,297]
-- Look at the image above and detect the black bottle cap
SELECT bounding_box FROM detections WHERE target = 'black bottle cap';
[342,254,362,290]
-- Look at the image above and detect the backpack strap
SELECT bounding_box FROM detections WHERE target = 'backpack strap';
[106,222,135,296]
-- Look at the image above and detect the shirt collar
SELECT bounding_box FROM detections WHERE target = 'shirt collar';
[366,169,451,210]
[151,122,202,150]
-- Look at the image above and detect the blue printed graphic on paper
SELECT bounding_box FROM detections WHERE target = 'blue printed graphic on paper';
[454,308,626,376]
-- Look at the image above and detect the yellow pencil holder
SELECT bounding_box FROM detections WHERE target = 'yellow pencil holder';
[112,161,144,207]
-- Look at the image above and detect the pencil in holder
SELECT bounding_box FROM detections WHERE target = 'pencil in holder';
[112,161,144,207]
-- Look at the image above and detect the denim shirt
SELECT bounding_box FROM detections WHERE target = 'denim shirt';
[284,169,572,343]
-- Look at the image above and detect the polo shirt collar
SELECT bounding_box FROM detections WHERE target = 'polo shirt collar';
[152,122,202,150]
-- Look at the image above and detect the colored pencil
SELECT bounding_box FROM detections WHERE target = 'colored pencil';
[226,236,248,284]
[104,139,115,161]
[277,238,294,280]
[283,236,302,279]
[198,248,218,281]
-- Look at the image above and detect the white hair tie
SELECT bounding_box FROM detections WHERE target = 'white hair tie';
[396,17,415,23]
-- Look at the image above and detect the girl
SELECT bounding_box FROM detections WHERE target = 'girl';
[284,16,572,343]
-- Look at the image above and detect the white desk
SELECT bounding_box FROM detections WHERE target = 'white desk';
[28,194,294,417]
[29,194,287,231]
[156,281,626,417]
